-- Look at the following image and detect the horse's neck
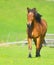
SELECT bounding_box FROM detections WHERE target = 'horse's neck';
[33,20,39,27]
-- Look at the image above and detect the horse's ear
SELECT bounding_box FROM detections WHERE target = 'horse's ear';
[33,8,36,11]
[27,7,30,12]
[27,7,29,10]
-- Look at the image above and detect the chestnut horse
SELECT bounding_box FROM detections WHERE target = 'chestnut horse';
[27,8,47,57]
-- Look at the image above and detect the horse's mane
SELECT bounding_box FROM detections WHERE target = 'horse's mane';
[27,7,42,23]
[35,13,42,23]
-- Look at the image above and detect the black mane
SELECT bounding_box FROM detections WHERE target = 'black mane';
[35,13,42,23]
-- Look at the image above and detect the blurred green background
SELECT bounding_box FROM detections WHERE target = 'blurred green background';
[0,1,54,65]
[0,0,54,42]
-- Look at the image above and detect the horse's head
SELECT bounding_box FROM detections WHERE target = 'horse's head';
[27,7,36,28]
[27,7,42,28]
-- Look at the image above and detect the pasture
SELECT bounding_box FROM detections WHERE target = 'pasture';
[0,45,54,65]
[0,0,54,42]
[0,0,54,65]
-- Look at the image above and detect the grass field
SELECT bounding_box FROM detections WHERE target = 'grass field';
[0,0,54,42]
[0,0,54,65]
[0,45,54,65]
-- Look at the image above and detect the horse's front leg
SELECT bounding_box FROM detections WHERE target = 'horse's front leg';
[36,36,42,57]
[28,38,32,58]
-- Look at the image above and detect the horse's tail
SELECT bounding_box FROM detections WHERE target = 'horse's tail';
[43,39,46,46]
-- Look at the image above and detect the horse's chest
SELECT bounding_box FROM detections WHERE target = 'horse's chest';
[27,28,40,38]
[32,29,39,38]
[27,24,42,38]
[32,26,42,38]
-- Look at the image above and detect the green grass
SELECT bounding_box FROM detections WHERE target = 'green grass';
[0,0,54,41]
[0,45,54,65]
[0,1,54,65]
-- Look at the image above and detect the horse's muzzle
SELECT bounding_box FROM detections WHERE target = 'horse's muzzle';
[27,24,31,29]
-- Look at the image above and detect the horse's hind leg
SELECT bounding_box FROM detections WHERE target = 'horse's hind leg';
[36,37,41,57]
[28,38,32,58]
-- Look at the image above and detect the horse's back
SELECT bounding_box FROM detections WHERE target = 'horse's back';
[41,19,47,36]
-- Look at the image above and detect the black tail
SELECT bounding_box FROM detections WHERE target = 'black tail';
[43,39,46,46]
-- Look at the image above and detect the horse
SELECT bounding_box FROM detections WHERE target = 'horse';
[27,7,47,57]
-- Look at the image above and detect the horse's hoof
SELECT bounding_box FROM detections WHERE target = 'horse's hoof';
[28,54,32,58]
[36,54,40,57]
